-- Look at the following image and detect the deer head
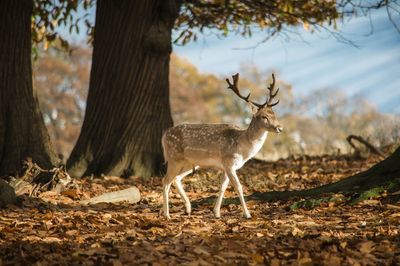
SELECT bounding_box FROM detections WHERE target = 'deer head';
[226,73,283,133]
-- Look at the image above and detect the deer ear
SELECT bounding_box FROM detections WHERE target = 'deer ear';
[248,102,258,115]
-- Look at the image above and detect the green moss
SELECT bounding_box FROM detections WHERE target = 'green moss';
[351,178,400,204]
[290,198,324,211]
[351,187,385,204]
[289,180,400,210]
[386,178,400,192]
[290,194,348,211]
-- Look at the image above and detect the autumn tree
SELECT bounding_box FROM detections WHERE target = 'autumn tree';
[66,0,399,178]
[34,47,91,161]
[0,0,58,177]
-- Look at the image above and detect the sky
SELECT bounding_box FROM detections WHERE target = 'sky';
[66,6,400,114]
[173,9,400,114]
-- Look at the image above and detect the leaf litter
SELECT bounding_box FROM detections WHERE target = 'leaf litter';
[0,154,399,265]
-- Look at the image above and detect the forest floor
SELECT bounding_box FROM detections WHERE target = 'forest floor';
[0,154,399,265]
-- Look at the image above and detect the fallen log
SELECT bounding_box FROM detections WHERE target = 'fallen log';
[80,186,140,205]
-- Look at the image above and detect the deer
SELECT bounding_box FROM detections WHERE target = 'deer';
[161,73,283,219]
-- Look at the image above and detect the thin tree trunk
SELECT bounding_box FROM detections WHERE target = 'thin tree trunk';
[67,0,180,178]
[0,0,58,177]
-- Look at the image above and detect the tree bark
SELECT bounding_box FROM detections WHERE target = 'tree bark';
[67,0,180,178]
[0,0,58,177]
[248,146,400,201]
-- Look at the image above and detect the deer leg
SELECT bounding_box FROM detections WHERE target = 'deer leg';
[213,173,230,218]
[162,182,172,219]
[162,163,181,219]
[226,169,251,219]
[175,167,195,215]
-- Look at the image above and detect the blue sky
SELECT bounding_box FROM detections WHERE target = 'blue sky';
[173,9,400,114]
[65,7,400,114]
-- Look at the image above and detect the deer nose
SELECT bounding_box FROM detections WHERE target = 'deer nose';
[276,126,283,133]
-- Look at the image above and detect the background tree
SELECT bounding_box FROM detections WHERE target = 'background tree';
[34,47,90,161]
[67,0,397,178]
[0,0,58,177]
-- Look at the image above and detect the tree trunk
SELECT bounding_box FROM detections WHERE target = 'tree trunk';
[67,0,180,178]
[0,0,58,177]
[248,146,400,201]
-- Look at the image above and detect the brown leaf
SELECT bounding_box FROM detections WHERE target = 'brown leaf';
[359,241,375,254]
[42,236,63,243]
[291,227,304,237]
[60,188,81,199]
[193,247,211,256]
[270,258,281,266]
[297,257,312,266]
[250,253,264,264]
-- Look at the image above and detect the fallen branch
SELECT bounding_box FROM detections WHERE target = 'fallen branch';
[7,159,74,197]
[346,135,385,158]
[1,159,76,207]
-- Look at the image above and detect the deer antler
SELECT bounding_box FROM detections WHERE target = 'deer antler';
[266,73,280,107]
[226,73,251,102]
[226,73,280,109]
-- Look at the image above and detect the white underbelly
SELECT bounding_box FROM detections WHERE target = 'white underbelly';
[191,157,223,169]
[184,148,224,169]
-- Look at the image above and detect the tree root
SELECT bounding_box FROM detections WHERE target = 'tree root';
[248,146,400,202]
[193,147,400,207]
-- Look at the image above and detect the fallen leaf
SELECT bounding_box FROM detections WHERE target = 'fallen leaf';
[193,247,210,256]
[250,253,264,263]
[297,257,312,266]
[359,241,375,254]
[270,258,280,266]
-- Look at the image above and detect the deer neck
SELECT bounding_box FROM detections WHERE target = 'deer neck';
[243,117,268,150]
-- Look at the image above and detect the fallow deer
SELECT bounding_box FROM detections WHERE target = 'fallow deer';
[162,73,282,219]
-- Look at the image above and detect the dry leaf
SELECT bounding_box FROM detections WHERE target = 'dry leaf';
[250,253,264,263]
[297,257,312,266]
[359,241,375,254]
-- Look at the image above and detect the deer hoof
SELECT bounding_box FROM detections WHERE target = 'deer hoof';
[185,205,191,215]
[162,210,171,220]
[244,213,252,219]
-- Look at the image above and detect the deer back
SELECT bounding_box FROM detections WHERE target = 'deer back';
[162,124,244,167]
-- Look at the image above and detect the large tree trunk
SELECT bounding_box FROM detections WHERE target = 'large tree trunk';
[248,146,400,201]
[67,0,180,178]
[0,0,58,177]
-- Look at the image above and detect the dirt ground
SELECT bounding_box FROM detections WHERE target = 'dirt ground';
[0,155,399,265]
